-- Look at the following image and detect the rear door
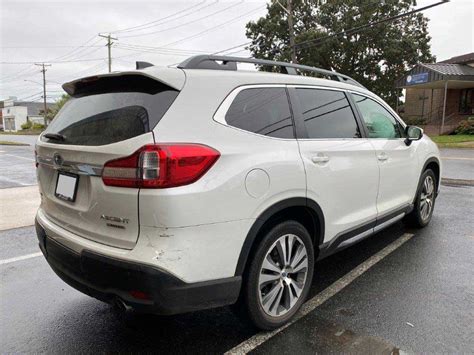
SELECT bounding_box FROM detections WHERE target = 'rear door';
[289,86,379,244]
[36,74,180,249]
[351,93,419,217]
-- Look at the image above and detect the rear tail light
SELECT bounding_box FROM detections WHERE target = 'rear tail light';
[102,144,220,188]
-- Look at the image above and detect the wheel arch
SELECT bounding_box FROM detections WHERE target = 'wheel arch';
[234,197,325,277]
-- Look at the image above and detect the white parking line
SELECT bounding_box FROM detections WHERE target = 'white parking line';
[0,252,43,265]
[4,154,35,162]
[226,232,414,354]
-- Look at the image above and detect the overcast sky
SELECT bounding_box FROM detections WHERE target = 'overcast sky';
[1,0,472,102]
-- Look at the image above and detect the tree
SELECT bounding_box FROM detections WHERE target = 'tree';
[41,94,70,122]
[246,0,435,107]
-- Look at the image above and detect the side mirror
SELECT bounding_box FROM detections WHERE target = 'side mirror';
[404,126,423,146]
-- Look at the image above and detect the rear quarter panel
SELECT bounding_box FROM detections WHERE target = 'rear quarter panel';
[139,71,307,228]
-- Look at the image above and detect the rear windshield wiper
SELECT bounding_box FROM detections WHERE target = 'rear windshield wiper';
[44,132,66,141]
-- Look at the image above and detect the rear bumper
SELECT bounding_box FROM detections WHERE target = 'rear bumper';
[36,220,241,315]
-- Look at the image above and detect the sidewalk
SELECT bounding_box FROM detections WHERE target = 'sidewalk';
[0,185,40,231]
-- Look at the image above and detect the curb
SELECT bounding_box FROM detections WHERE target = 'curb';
[0,141,30,146]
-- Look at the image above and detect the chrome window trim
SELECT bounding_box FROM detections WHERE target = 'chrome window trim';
[213,83,406,142]
[36,155,103,177]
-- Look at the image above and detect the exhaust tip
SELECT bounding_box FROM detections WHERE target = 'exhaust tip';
[113,297,132,313]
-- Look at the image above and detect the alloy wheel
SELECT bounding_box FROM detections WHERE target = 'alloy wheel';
[420,175,435,222]
[258,234,308,317]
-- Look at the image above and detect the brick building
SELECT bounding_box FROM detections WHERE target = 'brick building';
[396,53,474,135]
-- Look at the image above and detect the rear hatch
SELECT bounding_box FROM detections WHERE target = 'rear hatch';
[36,71,183,249]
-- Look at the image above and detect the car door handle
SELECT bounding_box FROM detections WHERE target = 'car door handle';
[311,155,330,164]
[377,152,388,161]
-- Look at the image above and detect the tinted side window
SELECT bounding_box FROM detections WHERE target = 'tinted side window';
[353,94,402,139]
[296,88,360,139]
[225,88,294,139]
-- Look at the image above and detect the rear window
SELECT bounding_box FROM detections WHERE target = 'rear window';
[43,90,178,146]
[225,88,294,139]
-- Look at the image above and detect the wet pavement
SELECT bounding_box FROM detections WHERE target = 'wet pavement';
[0,143,37,188]
[1,185,473,353]
[440,148,474,180]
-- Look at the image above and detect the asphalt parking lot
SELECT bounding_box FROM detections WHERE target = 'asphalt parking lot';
[0,141,36,189]
[1,136,473,353]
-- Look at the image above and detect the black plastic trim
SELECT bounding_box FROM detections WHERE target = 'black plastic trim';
[234,197,325,276]
[318,204,412,260]
[286,87,308,139]
[36,220,241,315]
[346,91,370,138]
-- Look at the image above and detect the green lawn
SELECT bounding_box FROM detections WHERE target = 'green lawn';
[430,135,474,148]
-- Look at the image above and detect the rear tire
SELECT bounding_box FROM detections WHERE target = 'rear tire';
[405,169,437,228]
[241,220,314,330]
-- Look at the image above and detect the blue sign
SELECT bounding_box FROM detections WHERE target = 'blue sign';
[406,72,429,85]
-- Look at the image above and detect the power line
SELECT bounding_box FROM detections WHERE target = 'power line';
[212,41,252,55]
[49,35,99,62]
[1,57,109,64]
[163,5,265,47]
[121,1,244,38]
[115,43,211,54]
[1,45,103,49]
[17,91,44,101]
[114,45,206,57]
[110,1,211,34]
[0,66,38,83]
[49,61,106,84]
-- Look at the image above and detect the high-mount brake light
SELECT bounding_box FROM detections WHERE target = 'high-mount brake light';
[102,144,220,188]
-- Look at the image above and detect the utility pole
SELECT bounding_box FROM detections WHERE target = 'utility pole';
[99,33,118,73]
[34,63,51,127]
[274,0,297,63]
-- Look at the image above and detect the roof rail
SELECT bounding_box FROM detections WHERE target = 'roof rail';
[177,55,365,88]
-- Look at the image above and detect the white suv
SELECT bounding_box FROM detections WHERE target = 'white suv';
[35,55,440,330]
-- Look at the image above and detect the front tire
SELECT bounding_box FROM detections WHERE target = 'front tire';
[406,169,437,228]
[243,220,314,330]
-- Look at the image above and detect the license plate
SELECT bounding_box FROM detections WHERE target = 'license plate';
[55,172,78,202]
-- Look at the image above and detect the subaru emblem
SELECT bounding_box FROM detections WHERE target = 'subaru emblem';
[53,153,63,166]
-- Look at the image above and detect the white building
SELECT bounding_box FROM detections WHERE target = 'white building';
[1,98,52,132]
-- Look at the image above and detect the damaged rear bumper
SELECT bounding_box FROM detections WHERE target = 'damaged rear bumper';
[35,219,241,315]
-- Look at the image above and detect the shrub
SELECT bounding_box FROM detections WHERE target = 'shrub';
[21,121,32,130]
[455,120,474,135]
[32,122,45,130]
